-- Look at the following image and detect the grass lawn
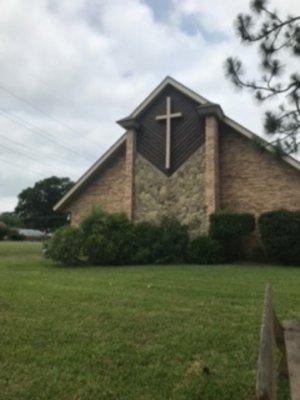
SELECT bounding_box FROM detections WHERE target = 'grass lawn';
[0,242,299,400]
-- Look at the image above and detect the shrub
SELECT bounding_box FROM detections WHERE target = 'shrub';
[155,217,189,264]
[0,222,7,240]
[81,209,135,265]
[210,211,255,261]
[188,235,221,264]
[259,210,300,265]
[7,229,25,241]
[46,226,83,266]
[133,221,162,264]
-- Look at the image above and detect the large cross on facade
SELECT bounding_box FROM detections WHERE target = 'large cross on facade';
[156,96,183,169]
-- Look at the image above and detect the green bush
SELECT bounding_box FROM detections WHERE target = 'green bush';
[133,221,162,264]
[46,226,83,265]
[81,209,135,265]
[210,211,255,261]
[188,235,221,264]
[0,222,7,240]
[155,217,189,264]
[132,218,189,264]
[259,210,300,265]
[7,229,25,241]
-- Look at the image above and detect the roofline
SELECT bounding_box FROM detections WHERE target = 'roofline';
[129,75,299,171]
[129,76,209,118]
[53,134,127,211]
[224,116,300,171]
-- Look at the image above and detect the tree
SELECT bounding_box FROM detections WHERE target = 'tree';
[0,212,23,228]
[224,0,300,155]
[15,176,73,231]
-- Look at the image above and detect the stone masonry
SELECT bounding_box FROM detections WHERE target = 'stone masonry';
[133,144,206,236]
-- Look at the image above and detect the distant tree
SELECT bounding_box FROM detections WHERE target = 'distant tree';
[224,0,300,155]
[15,176,73,231]
[0,212,23,228]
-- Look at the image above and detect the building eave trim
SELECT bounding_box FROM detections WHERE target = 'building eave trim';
[129,76,210,119]
[53,134,127,211]
[224,116,300,171]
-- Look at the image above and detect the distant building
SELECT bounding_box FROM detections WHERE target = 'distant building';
[18,229,48,241]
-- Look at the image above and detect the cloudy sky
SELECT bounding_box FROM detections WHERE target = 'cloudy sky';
[0,0,298,211]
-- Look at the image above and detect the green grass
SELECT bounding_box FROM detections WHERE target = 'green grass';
[0,242,299,400]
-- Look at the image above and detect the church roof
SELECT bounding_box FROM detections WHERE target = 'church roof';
[54,76,300,212]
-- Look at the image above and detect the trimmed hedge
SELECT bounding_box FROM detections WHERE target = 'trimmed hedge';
[210,211,255,261]
[258,210,300,265]
[188,235,221,264]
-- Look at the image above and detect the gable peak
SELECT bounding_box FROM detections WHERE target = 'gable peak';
[128,76,210,119]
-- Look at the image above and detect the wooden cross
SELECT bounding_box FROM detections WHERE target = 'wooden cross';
[156,96,182,169]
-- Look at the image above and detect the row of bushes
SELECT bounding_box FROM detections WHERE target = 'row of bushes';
[0,222,25,241]
[212,210,300,265]
[45,209,300,266]
[46,210,193,266]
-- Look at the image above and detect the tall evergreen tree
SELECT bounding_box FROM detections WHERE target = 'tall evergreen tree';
[224,0,300,155]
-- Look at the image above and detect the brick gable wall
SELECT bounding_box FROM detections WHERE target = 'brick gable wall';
[219,125,300,215]
[67,148,128,225]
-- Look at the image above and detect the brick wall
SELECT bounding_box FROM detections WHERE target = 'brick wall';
[123,130,135,220]
[203,116,220,231]
[219,126,300,215]
[67,147,128,226]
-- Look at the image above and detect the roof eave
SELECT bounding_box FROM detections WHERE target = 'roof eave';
[224,116,300,171]
[53,134,127,212]
[128,76,210,119]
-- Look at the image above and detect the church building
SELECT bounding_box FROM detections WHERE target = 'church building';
[54,77,300,235]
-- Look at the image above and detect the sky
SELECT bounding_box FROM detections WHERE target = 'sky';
[0,0,299,212]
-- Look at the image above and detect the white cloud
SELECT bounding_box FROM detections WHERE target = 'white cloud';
[0,0,298,211]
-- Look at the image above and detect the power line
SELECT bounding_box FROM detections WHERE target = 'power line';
[0,83,101,149]
[9,112,96,161]
[0,142,70,175]
[0,133,80,173]
[0,110,94,162]
[0,157,45,176]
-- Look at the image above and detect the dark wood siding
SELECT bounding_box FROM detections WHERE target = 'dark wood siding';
[136,84,205,175]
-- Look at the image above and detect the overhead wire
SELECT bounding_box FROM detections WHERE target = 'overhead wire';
[0,110,94,162]
[0,133,80,173]
[0,142,71,175]
[0,83,102,151]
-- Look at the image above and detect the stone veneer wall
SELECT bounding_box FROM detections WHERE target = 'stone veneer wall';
[219,127,300,215]
[67,149,128,226]
[133,144,206,236]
